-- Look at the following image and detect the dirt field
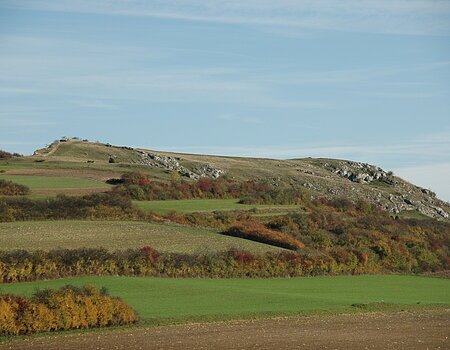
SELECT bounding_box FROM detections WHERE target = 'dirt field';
[1,309,448,350]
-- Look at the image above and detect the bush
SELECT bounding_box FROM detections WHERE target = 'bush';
[0,150,13,159]
[0,285,138,335]
[224,221,305,250]
[0,180,30,196]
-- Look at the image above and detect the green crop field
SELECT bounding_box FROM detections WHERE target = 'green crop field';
[0,174,109,189]
[0,220,282,253]
[134,198,299,214]
[1,275,448,324]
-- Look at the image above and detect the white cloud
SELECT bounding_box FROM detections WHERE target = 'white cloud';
[2,0,450,35]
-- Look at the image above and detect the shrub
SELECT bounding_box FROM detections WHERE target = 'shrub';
[121,171,150,186]
[0,180,30,196]
[224,221,305,250]
[0,150,15,159]
[0,285,138,335]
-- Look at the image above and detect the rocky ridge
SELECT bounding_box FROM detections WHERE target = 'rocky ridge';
[316,160,448,219]
[31,139,449,221]
[137,150,224,180]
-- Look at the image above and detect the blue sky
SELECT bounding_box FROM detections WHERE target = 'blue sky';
[1,1,449,200]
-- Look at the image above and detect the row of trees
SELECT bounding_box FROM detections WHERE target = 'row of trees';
[0,150,22,159]
[115,171,302,203]
[0,192,145,222]
[0,244,445,284]
[0,285,138,335]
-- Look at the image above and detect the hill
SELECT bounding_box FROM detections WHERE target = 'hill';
[3,137,447,220]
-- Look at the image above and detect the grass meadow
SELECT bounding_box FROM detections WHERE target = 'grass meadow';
[134,198,299,214]
[0,220,282,253]
[1,275,448,324]
[0,174,109,189]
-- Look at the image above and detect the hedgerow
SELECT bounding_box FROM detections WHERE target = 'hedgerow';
[0,192,145,222]
[0,150,22,159]
[0,285,138,335]
[0,244,446,284]
[114,172,297,202]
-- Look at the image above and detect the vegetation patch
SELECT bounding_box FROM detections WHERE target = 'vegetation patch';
[0,151,21,159]
[0,285,138,335]
[134,198,298,214]
[0,247,333,282]
[116,171,303,204]
[224,221,305,250]
[0,192,140,222]
[0,180,29,196]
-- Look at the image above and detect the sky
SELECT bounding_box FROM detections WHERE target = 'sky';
[0,0,449,201]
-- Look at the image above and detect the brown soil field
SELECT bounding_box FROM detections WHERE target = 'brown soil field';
[1,309,448,350]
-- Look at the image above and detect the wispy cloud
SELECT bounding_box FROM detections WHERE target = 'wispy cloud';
[158,129,450,164]
[2,0,450,35]
[74,100,118,110]
[1,118,57,127]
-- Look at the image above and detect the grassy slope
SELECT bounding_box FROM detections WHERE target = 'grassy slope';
[1,275,448,323]
[134,199,299,214]
[0,174,109,189]
[0,221,282,253]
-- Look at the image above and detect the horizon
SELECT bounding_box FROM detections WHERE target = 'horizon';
[1,1,449,200]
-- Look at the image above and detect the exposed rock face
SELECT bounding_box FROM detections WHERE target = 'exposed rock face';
[137,151,224,180]
[313,160,449,220]
[192,165,224,179]
[324,161,392,184]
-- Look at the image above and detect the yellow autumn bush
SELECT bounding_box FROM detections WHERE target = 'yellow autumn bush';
[0,285,138,335]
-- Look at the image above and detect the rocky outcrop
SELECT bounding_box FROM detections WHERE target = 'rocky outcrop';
[137,151,224,180]
[192,164,224,179]
[323,161,393,184]
[385,193,449,219]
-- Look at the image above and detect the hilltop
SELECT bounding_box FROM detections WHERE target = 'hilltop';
[2,137,449,220]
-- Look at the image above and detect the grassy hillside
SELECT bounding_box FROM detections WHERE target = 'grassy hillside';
[2,275,448,324]
[2,138,448,220]
[0,221,282,253]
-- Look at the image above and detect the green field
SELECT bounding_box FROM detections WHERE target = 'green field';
[1,275,448,324]
[0,174,109,189]
[134,198,299,214]
[0,220,282,253]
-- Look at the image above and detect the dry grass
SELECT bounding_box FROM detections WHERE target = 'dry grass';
[0,220,283,253]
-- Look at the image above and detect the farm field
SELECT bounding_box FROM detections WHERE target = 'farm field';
[0,220,282,253]
[1,310,448,350]
[0,174,109,189]
[134,198,300,214]
[1,275,448,324]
